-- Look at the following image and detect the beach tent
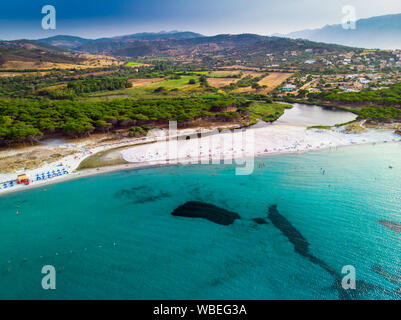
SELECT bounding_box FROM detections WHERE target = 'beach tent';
[17,174,30,185]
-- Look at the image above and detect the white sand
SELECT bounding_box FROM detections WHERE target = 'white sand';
[0,124,399,196]
[120,124,400,165]
[0,126,229,195]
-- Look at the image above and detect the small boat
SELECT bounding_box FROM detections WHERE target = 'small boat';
[395,129,401,136]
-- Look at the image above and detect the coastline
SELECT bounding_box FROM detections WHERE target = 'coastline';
[1,123,400,197]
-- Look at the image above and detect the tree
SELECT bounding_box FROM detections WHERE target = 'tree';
[0,54,6,66]
[199,75,208,87]
[297,89,308,98]
[62,119,94,137]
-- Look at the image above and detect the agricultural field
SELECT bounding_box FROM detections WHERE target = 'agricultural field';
[87,75,203,101]
[219,65,261,71]
[232,72,293,93]
[126,61,143,66]
[187,70,241,78]
[208,71,241,78]
[207,77,236,88]
[148,75,200,89]
[0,53,120,71]
[129,78,164,88]
[117,69,290,95]
[257,72,293,92]
[1,60,87,70]
[184,71,211,75]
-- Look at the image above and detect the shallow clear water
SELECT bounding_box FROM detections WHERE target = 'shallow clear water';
[39,138,67,147]
[0,143,400,300]
[276,103,357,126]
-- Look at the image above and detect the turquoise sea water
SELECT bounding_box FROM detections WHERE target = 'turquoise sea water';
[0,143,400,300]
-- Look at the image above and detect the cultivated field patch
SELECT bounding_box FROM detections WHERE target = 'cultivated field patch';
[148,76,201,90]
[258,72,293,92]
[208,78,236,88]
[129,78,164,88]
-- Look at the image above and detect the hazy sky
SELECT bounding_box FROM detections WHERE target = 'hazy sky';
[1,0,401,40]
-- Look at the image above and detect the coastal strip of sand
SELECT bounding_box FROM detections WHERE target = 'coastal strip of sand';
[0,124,399,196]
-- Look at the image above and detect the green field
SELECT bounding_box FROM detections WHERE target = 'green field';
[150,76,200,89]
[208,71,239,78]
[182,71,210,75]
[184,71,240,78]
[126,62,143,66]
[86,76,202,100]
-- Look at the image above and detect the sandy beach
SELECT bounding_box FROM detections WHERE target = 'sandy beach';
[120,124,399,163]
[0,123,400,196]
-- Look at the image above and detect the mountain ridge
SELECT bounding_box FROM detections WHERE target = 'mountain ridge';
[0,39,84,67]
[34,32,354,61]
[0,31,360,68]
[38,31,205,49]
[276,13,401,49]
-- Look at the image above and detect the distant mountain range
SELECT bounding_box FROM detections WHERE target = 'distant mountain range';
[36,35,92,49]
[276,13,401,49]
[38,31,204,49]
[3,13,401,67]
[0,31,207,66]
[0,30,355,68]
[34,32,351,62]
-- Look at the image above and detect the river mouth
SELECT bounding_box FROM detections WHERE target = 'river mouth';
[275,103,357,126]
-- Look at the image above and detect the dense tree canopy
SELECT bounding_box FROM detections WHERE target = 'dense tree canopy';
[357,105,401,121]
[0,97,242,144]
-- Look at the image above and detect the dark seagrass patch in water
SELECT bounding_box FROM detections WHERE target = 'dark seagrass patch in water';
[171,201,241,226]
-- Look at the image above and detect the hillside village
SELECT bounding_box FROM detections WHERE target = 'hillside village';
[265,48,401,97]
